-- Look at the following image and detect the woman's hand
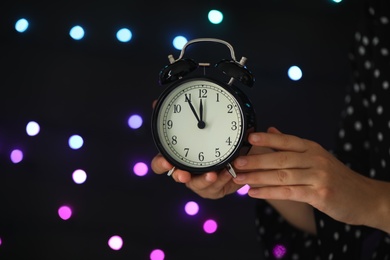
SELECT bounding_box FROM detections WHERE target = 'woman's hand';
[232,127,390,233]
[151,153,242,199]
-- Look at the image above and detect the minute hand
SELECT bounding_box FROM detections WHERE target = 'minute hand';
[186,96,201,123]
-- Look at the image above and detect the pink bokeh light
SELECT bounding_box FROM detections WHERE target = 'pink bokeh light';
[150,248,165,260]
[10,149,23,164]
[133,162,148,176]
[108,235,123,250]
[236,184,250,195]
[184,201,199,216]
[58,205,72,220]
[273,244,287,259]
[203,219,218,234]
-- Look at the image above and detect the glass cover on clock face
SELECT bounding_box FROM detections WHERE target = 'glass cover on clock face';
[155,79,245,170]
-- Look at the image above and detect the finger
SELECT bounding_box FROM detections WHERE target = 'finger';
[234,168,314,187]
[248,131,308,153]
[186,170,234,196]
[152,99,157,109]
[151,153,172,174]
[267,126,282,134]
[234,151,312,171]
[247,184,315,204]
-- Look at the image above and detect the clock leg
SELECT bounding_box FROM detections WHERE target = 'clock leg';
[226,163,237,178]
[167,166,176,176]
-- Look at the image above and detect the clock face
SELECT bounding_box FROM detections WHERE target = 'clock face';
[153,78,246,172]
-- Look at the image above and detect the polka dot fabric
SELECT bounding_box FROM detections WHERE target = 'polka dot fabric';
[255,1,390,259]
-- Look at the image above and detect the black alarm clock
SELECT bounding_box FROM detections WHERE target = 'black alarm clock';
[151,38,256,177]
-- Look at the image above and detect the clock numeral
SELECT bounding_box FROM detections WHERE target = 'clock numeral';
[215,148,221,157]
[227,104,233,113]
[216,93,220,102]
[184,93,192,102]
[199,89,207,98]
[173,104,182,113]
[198,152,204,161]
[231,121,238,130]
[184,148,189,157]
[226,137,232,146]
[167,120,173,129]
[171,135,178,145]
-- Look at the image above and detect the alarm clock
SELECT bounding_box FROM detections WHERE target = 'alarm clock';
[151,38,256,177]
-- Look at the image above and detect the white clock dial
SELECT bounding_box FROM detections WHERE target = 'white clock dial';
[156,79,244,169]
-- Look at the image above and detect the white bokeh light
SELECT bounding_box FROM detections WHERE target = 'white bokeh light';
[69,25,85,40]
[116,28,132,42]
[172,36,187,50]
[208,10,223,24]
[288,65,303,81]
[68,134,84,149]
[15,18,29,33]
[26,121,40,136]
[72,169,87,184]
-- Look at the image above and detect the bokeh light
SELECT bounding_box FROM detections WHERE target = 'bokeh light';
[72,169,87,184]
[184,201,199,216]
[15,18,29,33]
[150,249,165,260]
[203,219,218,234]
[288,65,303,81]
[68,134,84,150]
[69,25,85,40]
[116,28,132,42]
[26,121,40,136]
[208,10,223,24]
[172,36,187,50]
[10,149,23,164]
[236,184,250,195]
[133,162,148,176]
[128,114,143,129]
[58,205,72,220]
[108,235,123,250]
[273,244,287,259]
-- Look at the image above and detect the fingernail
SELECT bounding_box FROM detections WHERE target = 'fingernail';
[235,157,247,167]
[235,174,245,181]
[250,133,260,142]
[205,173,214,182]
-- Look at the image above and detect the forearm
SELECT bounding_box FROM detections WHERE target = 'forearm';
[366,178,390,234]
[266,199,317,235]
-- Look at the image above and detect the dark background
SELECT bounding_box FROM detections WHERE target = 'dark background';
[0,0,363,259]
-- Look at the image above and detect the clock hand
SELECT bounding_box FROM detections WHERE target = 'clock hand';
[198,98,206,129]
[186,95,201,123]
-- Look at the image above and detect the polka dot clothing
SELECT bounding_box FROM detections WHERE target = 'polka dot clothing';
[255,1,390,259]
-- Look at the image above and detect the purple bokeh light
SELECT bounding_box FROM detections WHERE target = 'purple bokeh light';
[203,219,218,234]
[128,114,143,129]
[236,184,250,195]
[10,149,23,164]
[184,201,199,216]
[58,205,72,220]
[273,244,287,259]
[133,162,148,176]
[108,235,123,251]
[150,248,165,260]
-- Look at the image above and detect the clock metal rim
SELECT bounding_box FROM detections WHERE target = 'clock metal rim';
[151,76,256,174]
